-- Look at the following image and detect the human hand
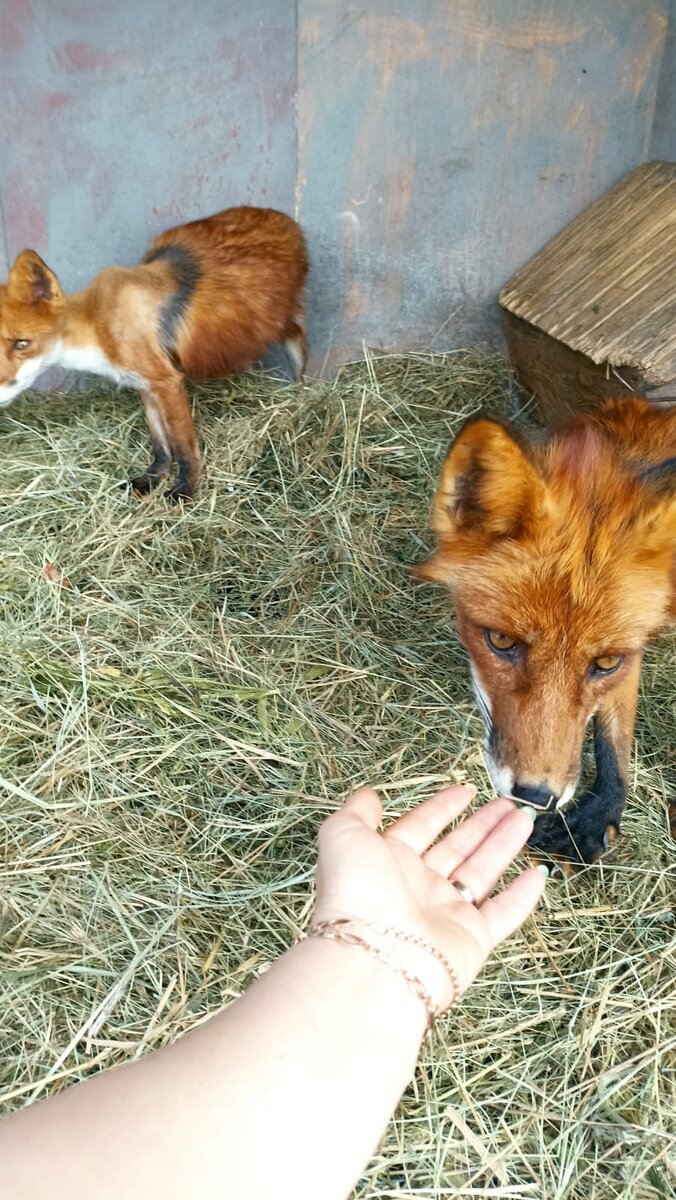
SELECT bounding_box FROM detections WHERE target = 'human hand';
[314,786,545,1009]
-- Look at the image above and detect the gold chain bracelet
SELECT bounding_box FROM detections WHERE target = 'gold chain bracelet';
[301,918,462,1034]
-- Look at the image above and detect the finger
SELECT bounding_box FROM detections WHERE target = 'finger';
[385,785,476,854]
[424,796,516,877]
[342,787,383,829]
[448,807,537,905]
[320,787,383,842]
[479,867,547,946]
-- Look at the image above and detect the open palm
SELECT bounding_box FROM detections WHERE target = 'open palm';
[314,786,545,1006]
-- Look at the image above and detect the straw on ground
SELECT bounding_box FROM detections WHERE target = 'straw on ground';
[0,352,674,1198]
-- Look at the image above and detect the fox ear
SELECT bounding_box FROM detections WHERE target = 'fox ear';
[433,417,544,538]
[7,251,63,305]
[413,417,544,583]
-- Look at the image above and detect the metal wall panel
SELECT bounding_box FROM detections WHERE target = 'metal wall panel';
[298,0,670,369]
[0,0,296,291]
[652,0,676,157]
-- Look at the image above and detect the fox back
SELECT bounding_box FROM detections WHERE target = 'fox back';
[143,206,309,379]
[415,397,676,863]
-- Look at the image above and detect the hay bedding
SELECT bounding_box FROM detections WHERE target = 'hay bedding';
[0,351,673,1198]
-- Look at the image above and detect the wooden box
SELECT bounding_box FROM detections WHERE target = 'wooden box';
[499,161,676,427]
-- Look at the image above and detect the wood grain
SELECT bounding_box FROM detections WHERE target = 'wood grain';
[501,162,676,386]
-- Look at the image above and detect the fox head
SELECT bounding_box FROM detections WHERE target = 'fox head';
[0,251,65,405]
[414,411,676,808]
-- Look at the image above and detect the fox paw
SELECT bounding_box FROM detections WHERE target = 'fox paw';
[129,471,163,495]
[165,483,193,504]
[527,790,621,869]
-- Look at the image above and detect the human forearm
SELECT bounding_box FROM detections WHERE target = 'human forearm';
[0,937,427,1200]
[0,787,545,1200]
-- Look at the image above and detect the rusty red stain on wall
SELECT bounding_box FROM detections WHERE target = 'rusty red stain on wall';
[4,199,47,252]
[29,92,71,118]
[55,42,129,72]
[0,0,30,54]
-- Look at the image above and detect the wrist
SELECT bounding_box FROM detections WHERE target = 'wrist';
[329,919,461,1016]
[300,917,460,1030]
[289,933,430,1048]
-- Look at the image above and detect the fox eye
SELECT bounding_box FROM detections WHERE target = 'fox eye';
[11,339,31,352]
[485,629,518,655]
[592,654,624,675]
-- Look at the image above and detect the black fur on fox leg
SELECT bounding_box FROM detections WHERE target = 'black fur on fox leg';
[129,445,172,494]
[165,456,198,503]
[527,724,626,865]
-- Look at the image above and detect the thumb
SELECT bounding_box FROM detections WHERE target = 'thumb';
[342,787,383,829]
[319,787,383,843]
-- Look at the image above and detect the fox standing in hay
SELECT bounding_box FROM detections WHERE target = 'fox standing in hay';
[0,206,308,500]
[415,397,676,865]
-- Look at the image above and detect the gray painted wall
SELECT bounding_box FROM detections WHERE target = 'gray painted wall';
[0,0,296,286]
[652,0,676,158]
[299,0,671,368]
[0,1,673,375]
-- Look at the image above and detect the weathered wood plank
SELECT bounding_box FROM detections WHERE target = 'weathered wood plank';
[502,310,649,426]
[500,162,676,385]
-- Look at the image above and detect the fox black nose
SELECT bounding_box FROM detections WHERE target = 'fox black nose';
[511,783,557,811]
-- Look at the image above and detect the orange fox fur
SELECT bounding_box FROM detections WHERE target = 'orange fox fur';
[414,397,676,864]
[0,206,308,499]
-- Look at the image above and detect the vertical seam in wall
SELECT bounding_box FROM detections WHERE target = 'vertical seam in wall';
[646,0,673,159]
[294,0,300,221]
[0,188,10,275]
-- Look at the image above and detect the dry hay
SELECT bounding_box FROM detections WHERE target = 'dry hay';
[0,351,674,1198]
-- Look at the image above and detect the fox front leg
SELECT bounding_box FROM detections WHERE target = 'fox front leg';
[130,386,173,494]
[527,730,626,866]
[528,655,641,866]
[131,370,201,501]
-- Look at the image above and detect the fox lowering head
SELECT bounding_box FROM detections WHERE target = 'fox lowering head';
[0,251,65,406]
[415,403,676,862]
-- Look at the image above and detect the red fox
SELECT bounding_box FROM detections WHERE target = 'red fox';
[414,397,676,864]
[0,206,308,499]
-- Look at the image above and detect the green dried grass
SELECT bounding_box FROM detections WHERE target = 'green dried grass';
[0,351,674,1198]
